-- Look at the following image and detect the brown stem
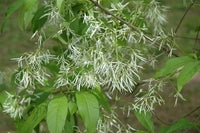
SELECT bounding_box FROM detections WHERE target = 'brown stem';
[141,52,165,66]
[183,105,200,118]
[175,0,196,34]
[152,111,171,126]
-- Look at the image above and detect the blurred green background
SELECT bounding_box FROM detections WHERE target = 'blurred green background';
[0,0,200,133]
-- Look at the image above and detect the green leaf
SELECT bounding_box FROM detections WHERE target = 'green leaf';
[68,101,77,115]
[153,56,194,78]
[0,84,6,91]
[0,92,8,105]
[159,118,199,133]
[31,87,53,105]
[56,0,65,13]
[17,0,39,30]
[31,6,49,33]
[1,0,24,33]
[76,92,99,133]
[134,110,154,133]
[112,0,119,4]
[17,102,48,133]
[17,6,25,30]
[70,19,80,34]
[90,84,111,112]
[136,131,149,133]
[47,96,68,133]
[177,61,200,92]
[24,0,39,29]
[57,35,68,45]
[62,114,76,133]
[43,61,60,77]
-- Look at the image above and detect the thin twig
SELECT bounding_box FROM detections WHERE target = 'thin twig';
[171,104,200,124]
[152,110,171,126]
[141,52,165,66]
[183,105,200,118]
[175,0,196,34]
[89,0,179,57]
[130,52,165,94]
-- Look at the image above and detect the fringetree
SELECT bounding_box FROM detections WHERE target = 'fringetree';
[0,0,200,132]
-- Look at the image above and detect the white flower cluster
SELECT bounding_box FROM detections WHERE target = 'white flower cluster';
[54,43,145,92]
[3,0,172,119]
[146,0,167,34]
[133,78,165,112]
[3,92,31,118]
[12,50,55,93]
[3,50,55,118]
[132,0,167,34]
[96,110,136,133]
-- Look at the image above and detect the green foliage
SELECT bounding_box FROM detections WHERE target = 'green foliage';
[68,101,77,116]
[17,102,48,133]
[89,84,111,112]
[31,87,53,105]
[31,6,50,33]
[177,61,200,92]
[136,131,149,133]
[153,56,193,78]
[47,96,68,133]
[56,0,65,13]
[134,109,155,133]
[17,0,39,30]
[1,0,24,32]
[154,56,200,92]
[159,118,200,133]
[0,92,8,105]
[76,92,99,133]
[135,110,200,133]
[24,0,39,29]
[62,114,76,133]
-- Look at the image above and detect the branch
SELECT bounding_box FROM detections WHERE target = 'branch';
[175,0,196,34]
[152,110,171,126]
[89,0,179,57]
[183,105,200,118]
[141,52,165,66]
